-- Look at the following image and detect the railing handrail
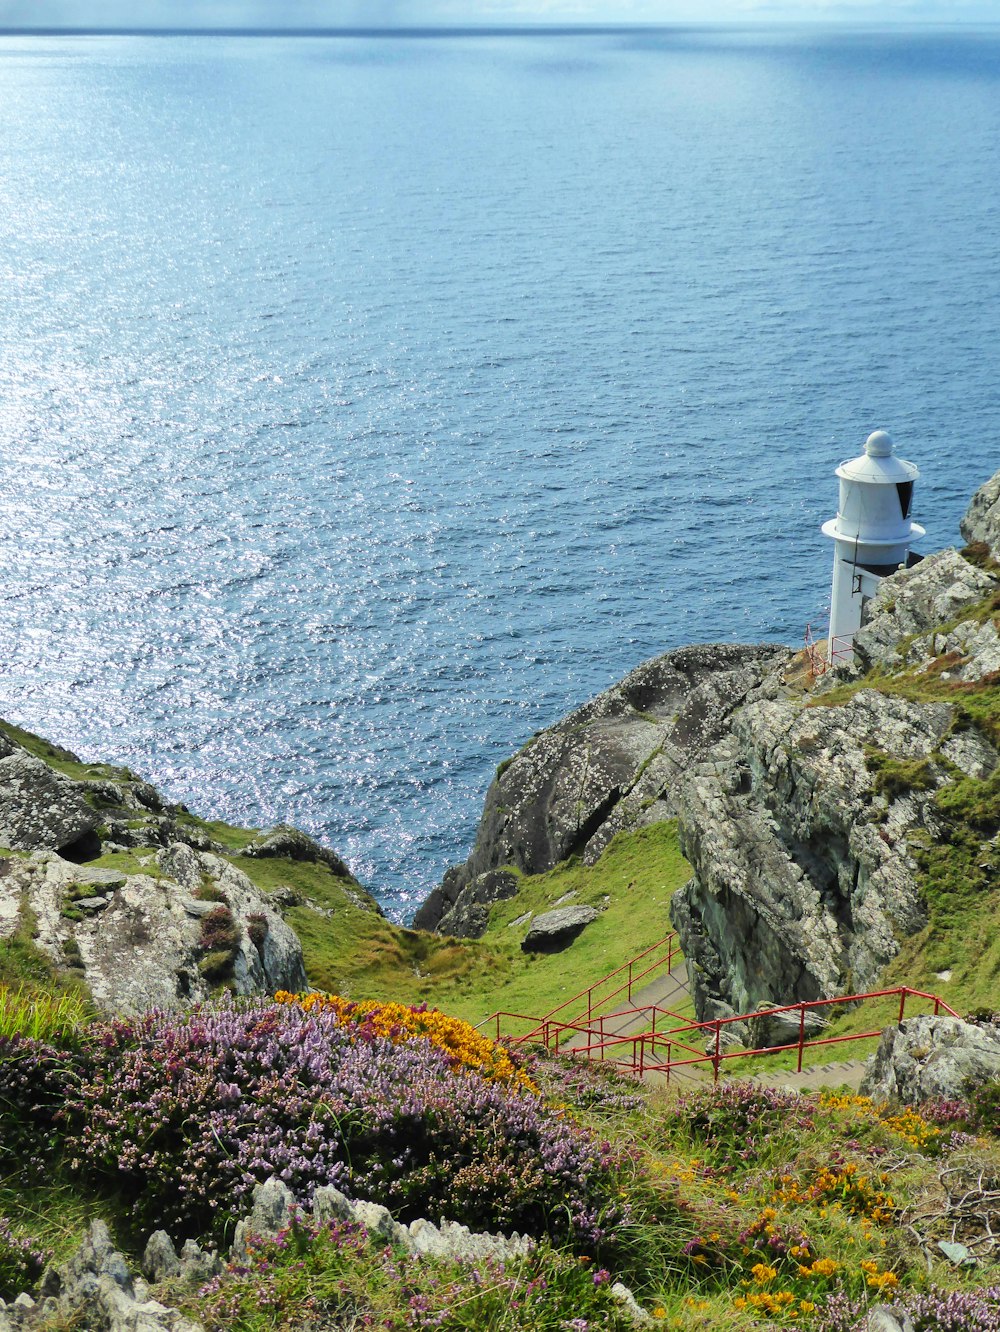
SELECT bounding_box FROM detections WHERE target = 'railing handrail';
[485,984,962,1083]
[531,932,679,1027]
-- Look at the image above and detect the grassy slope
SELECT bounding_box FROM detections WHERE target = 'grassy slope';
[1,717,692,1032]
[236,819,692,1027]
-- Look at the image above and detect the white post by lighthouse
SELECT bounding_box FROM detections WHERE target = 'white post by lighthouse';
[821,429,925,665]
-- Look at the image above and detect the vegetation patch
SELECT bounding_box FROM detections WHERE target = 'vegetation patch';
[864,748,936,801]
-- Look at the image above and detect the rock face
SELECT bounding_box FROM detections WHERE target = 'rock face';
[670,682,995,1023]
[853,547,999,675]
[959,467,1000,554]
[414,643,791,934]
[861,1015,1000,1104]
[0,725,370,1014]
[418,467,1000,1029]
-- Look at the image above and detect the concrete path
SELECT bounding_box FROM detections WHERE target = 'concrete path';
[544,959,868,1093]
[559,961,692,1051]
[746,1058,869,1093]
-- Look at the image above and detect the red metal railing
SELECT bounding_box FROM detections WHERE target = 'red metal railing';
[494,932,685,1040]
[804,624,856,677]
[491,986,961,1084]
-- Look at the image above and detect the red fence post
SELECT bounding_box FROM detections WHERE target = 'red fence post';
[898,989,907,1024]
[713,1023,721,1083]
[638,1035,645,1078]
[797,1004,806,1073]
[666,1042,672,1086]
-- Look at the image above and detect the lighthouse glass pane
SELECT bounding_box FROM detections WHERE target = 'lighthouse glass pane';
[896,482,914,519]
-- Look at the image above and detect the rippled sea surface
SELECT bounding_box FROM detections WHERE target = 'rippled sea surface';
[1,27,998,916]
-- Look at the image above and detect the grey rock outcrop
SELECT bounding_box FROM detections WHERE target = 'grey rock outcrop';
[415,643,790,935]
[0,751,100,855]
[670,684,993,1024]
[959,467,1000,555]
[435,869,520,939]
[861,1015,1000,1104]
[521,904,599,953]
[853,547,999,675]
[236,1177,535,1266]
[0,1221,203,1332]
[0,724,367,1014]
[0,843,306,1014]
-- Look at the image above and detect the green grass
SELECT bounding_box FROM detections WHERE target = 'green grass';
[0,900,94,1010]
[175,813,261,850]
[0,985,90,1043]
[239,822,691,1028]
[0,721,132,784]
[82,848,167,878]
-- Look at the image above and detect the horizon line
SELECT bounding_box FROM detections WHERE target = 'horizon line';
[1,19,997,38]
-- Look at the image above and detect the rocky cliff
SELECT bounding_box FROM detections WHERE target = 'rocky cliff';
[419,470,1000,1032]
[0,728,371,1013]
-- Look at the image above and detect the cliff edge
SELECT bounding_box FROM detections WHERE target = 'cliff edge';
[418,468,1000,1030]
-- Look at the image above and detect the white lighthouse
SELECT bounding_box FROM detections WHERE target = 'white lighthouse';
[821,429,925,664]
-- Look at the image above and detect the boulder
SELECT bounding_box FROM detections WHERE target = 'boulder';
[0,751,100,856]
[241,825,353,879]
[521,905,599,953]
[747,1004,829,1051]
[861,1015,1000,1104]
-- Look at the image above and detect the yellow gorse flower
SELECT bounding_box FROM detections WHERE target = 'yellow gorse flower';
[274,992,537,1091]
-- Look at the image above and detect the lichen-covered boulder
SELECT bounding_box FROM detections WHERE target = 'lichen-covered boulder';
[861,1015,1000,1104]
[0,751,100,856]
[1,845,307,1014]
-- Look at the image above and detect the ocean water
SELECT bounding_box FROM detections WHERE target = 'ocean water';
[1,26,998,918]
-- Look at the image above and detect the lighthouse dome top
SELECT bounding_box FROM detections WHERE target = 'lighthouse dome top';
[865,429,894,457]
[835,428,919,485]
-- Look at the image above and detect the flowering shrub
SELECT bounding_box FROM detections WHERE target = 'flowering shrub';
[818,1091,970,1156]
[0,1033,73,1169]
[524,1048,647,1116]
[679,1082,816,1162]
[190,1217,637,1331]
[0,1216,50,1303]
[816,1285,1000,1331]
[275,991,534,1089]
[773,1162,895,1223]
[972,1080,1000,1136]
[61,1001,622,1246]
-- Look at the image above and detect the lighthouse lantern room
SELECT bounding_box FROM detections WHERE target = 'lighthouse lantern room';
[821,429,925,664]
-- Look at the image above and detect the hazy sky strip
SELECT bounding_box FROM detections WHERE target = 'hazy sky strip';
[1,0,999,28]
